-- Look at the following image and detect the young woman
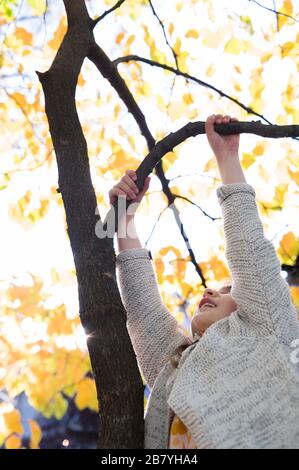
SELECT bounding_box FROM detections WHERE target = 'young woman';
[110,114,299,449]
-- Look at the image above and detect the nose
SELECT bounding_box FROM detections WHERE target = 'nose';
[203,288,217,297]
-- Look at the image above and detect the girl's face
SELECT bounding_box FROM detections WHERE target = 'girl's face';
[191,285,237,337]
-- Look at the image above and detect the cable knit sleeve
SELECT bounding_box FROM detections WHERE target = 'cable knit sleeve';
[216,182,299,342]
[115,248,190,390]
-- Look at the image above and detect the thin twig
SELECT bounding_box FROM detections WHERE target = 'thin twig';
[144,205,169,247]
[113,55,273,125]
[148,0,179,69]
[249,0,299,24]
[173,194,221,221]
[42,0,48,49]
[92,0,126,27]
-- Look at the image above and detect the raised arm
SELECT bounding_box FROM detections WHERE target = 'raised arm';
[111,171,190,390]
[206,115,299,342]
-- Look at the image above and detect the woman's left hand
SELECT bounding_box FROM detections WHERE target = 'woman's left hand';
[205,114,240,162]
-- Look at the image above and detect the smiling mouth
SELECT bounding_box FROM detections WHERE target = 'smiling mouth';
[200,304,217,309]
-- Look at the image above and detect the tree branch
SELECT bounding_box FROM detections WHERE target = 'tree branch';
[113,55,273,124]
[92,0,126,28]
[88,41,208,286]
[103,119,299,232]
[88,43,155,147]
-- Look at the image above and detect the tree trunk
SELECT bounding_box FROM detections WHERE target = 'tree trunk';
[37,0,144,449]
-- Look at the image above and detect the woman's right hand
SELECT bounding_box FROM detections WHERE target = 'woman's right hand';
[109,169,151,208]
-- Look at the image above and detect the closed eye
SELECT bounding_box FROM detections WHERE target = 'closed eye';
[219,285,232,294]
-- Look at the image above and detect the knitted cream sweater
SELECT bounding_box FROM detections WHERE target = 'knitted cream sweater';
[116,183,299,449]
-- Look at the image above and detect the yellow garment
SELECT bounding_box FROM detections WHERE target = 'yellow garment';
[168,414,197,449]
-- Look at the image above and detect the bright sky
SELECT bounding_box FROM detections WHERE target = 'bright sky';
[0,0,298,307]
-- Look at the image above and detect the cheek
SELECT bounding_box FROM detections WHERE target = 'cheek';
[220,297,237,316]
[227,296,237,311]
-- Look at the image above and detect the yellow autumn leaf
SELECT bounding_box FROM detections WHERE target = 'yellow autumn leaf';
[11,92,27,109]
[176,1,183,12]
[75,377,98,411]
[250,67,265,100]
[204,157,218,173]
[162,151,179,172]
[249,67,265,112]
[15,27,33,45]
[3,409,23,435]
[157,94,166,112]
[155,246,183,283]
[261,185,288,214]
[140,82,151,96]
[257,164,270,183]
[29,419,42,449]
[143,25,167,63]
[5,434,22,449]
[240,15,254,34]
[125,34,135,48]
[102,140,140,179]
[159,246,181,259]
[185,29,199,39]
[261,52,273,63]
[206,64,215,77]
[278,232,299,264]
[27,0,46,15]
[48,17,67,50]
[275,184,289,206]
[288,168,299,186]
[177,51,188,72]
[290,286,299,308]
[78,73,86,87]
[183,93,193,105]
[253,144,265,156]
[168,100,186,121]
[173,37,182,55]
[180,281,192,298]
[209,256,230,281]
[54,394,68,420]
[47,305,73,336]
[154,257,165,283]
[233,80,242,93]
[278,0,293,30]
[164,274,176,285]
[241,153,255,170]
[281,41,295,58]
[173,257,188,278]
[282,75,299,122]
[198,261,211,281]
[224,37,249,54]
[116,31,125,44]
